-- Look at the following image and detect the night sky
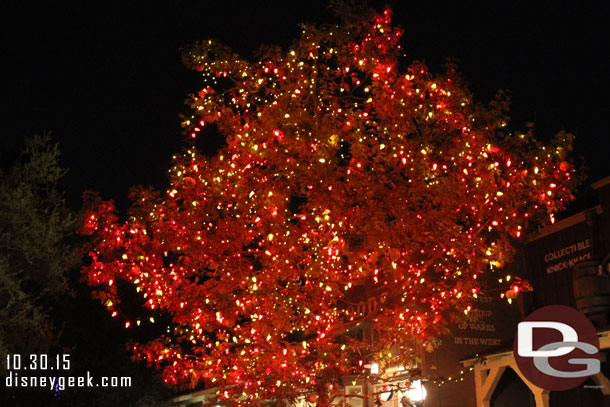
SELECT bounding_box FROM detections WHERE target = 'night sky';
[1,0,609,211]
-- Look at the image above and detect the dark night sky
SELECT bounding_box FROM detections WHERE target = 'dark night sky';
[1,0,609,211]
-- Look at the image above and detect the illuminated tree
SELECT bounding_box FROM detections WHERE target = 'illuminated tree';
[79,5,575,406]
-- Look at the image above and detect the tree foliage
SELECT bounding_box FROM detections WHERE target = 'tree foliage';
[80,5,575,406]
[0,135,75,366]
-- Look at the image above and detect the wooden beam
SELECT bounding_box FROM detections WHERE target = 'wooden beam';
[508,360,549,407]
[591,371,610,396]
[474,365,506,407]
